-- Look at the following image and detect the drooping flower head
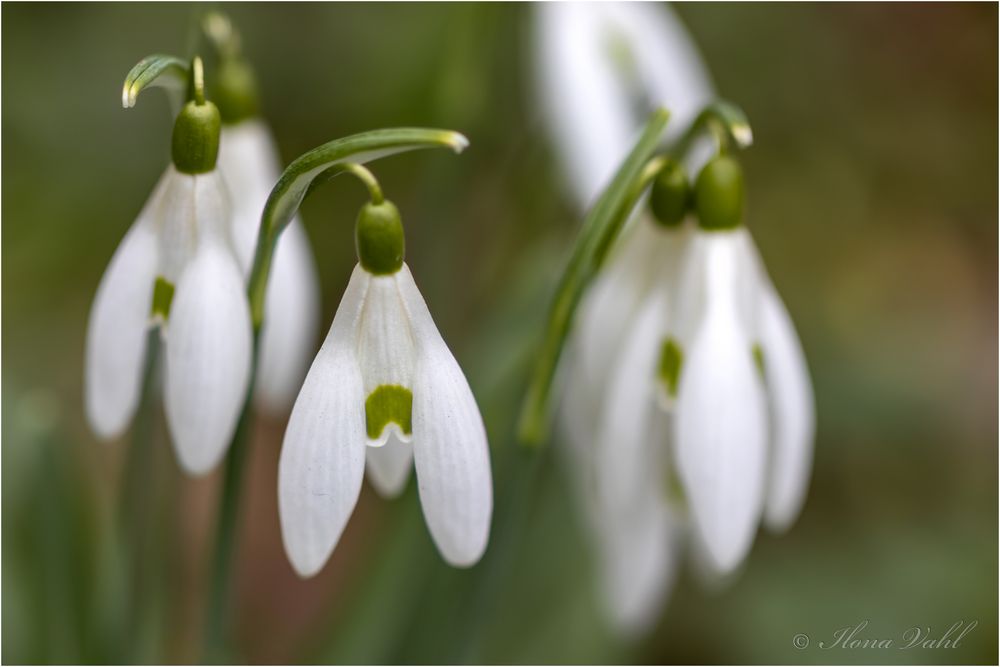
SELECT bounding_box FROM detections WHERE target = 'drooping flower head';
[278,169,493,575]
[533,2,715,635]
[523,98,815,634]
[85,57,252,475]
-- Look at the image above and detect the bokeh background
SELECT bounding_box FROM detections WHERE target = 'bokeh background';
[2,2,997,664]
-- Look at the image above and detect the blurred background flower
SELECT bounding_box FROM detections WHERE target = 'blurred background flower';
[2,3,996,664]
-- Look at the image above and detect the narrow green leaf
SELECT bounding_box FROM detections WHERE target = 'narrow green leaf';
[121,54,189,111]
[246,127,468,328]
[518,108,670,446]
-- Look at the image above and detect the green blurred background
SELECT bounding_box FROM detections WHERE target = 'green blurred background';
[2,2,997,664]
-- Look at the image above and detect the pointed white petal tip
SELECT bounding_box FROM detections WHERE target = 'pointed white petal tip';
[366,423,412,448]
[164,244,253,477]
[278,347,367,579]
[365,435,414,499]
[396,267,492,568]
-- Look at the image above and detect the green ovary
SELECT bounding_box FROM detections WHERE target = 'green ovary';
[365,384,413,440]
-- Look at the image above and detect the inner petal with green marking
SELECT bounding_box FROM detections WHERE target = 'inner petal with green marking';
[365,384,413,444]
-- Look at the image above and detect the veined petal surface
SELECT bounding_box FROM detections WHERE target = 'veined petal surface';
[397,265,492,567]
[84,174,168,439]
[164,238,252,475]
[278,266,370,577]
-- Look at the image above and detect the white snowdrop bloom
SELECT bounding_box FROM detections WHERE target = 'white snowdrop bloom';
[559,165,696,634]
[217,119,320,414]
[562,152,815,633]
[534,0,715,634]
[85,97,253,476]
[278,200,493,576]
[534,1,714,209]
[671,224,768,574]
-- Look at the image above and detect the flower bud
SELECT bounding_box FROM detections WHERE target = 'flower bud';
[172,100,221,174]
[213,59,259,125]
[356,200,404,275]
[694,155,744,231]
[649,160,689,227]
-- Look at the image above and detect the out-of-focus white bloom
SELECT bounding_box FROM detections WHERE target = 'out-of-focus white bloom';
[85,165,253,476]
[217,119,321,414]
[671,227,768,574]
[278,261,493,576]
[534,1,714,209]
[536,0,716,635]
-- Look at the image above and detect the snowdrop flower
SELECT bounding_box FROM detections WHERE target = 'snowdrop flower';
[534,1,713,634]
[596,156,814,585]
[212,45,321,414]
[279,194,493,576]
[534,1,713,208]
[85,66,252,475]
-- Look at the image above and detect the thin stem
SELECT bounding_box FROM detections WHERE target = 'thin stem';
[342,163,385,204]
[245,127,468,329]
[118,329,161,662]
[518,108,670,446]
[202,334,260,662]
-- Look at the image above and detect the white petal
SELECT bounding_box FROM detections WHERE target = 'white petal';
[595,289,666,515]
[217,121,322,414]
[357,275,416,393]
[596,498,679,637]
[737,234,815,531]
[157,168,234,283]
[164,240,252,475]
[396,266,492,567]
[218,120,282,272]
[365,433,413,498]
[278,266,370,578]
[759,283,815,531]
[255,219,321,413]
[674,234,767,573]
[84,177,166,439]
[574,216,665,388]
[601,2,714,133]
[534,2,713,209]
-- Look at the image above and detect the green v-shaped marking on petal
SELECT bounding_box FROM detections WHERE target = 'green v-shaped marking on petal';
[365,384,413,440]
[151,276,175,320]
[657,338,683,398]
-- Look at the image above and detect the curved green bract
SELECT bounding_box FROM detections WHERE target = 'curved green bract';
[671,99,753,158]
[517,108,670,446]
[246,128,468,329]
[122,54,189,111]
[365,385,413,440]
